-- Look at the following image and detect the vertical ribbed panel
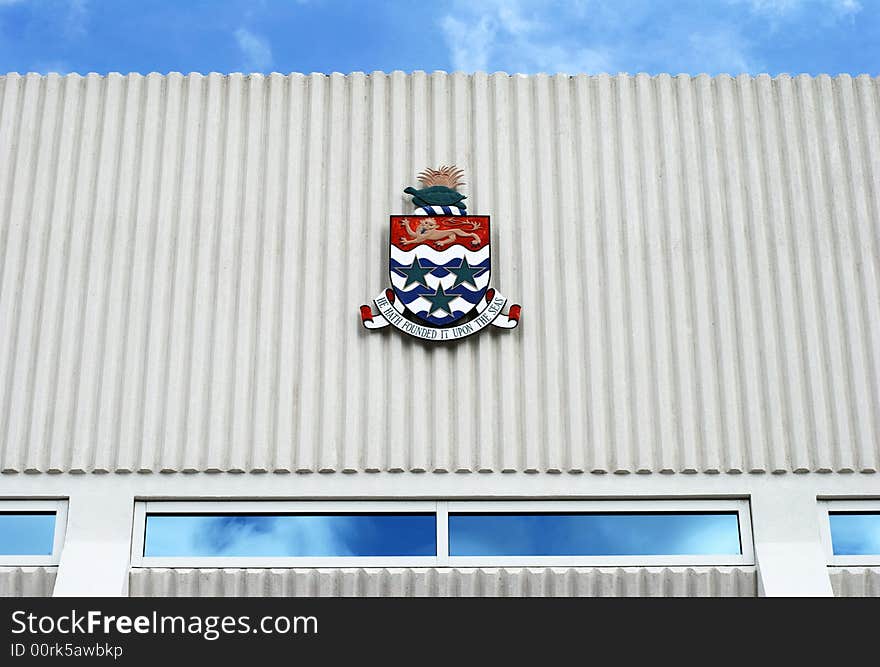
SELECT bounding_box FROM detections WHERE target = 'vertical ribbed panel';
[830,568,880,597]
[1,72,879,474]
[0,567,56,596]
[128,567,756,597]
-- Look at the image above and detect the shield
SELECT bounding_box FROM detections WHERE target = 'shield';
[389,215,491,327]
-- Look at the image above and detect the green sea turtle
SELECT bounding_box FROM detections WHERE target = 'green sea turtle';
[405,165,468,212]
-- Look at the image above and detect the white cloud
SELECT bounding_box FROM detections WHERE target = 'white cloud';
[203,517,357,558]
[732,0,862,16]
[28,60,71,74]
[439,0,862,76]
[832,0,862,15]
[440,15,494,72]
[439,0,615,74]
[738,0,802,14]
[687,29,763,76]
[494,1,541,37]
[523,45,613,76]
[234,27,273,72]
[65,0,87,37]
[147,516,359,558]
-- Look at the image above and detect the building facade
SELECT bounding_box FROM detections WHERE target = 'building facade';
[0,71,879,596]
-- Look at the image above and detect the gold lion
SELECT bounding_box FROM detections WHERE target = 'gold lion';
[399,217,481,247]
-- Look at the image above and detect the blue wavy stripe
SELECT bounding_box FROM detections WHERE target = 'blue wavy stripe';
[391,257,490,326]
[394,283,487,305]
[391,257,489,269]
[391,257,489,281]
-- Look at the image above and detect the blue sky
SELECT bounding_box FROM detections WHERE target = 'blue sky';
[0,0,877,76]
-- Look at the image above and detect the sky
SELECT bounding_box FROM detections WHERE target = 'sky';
[0,0,877,77]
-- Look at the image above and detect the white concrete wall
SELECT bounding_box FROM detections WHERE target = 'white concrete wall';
[830,568,880,596]
[0,468,871,596]
[0,567,56,597]
[0,72,878,475]
[0,72,878,596]
[130,566,757,597]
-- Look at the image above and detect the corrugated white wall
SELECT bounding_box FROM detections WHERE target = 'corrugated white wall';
[830,567,880,596]
[129,566,756,597]
[1,72,878,474]
[0,567,56,596]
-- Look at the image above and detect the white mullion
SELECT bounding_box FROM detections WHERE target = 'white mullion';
[130,503,148,567]
[828,555,880,566]
[817,501,835,563]
[445,555,751,568]
[51,501,68,564]
[140,500,435,515]
[446,499,748,514]
[737,502,755,565]
[436,500,449,566]
[135,556,441,569]
[53,490,135,596]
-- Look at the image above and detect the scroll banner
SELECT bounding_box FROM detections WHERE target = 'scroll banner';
[361,288,521,341]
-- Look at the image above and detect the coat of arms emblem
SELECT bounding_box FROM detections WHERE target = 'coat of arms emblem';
[360,166,520,341]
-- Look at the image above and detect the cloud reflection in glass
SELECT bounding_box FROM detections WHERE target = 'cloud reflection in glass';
[143,514,437,557]
[448,513,742,556]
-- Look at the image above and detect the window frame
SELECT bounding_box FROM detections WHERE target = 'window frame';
[0,499,68,566]
[132,499,753,568]
[445,499,753,567]
[132,501,442,568]
[818,499,880,566]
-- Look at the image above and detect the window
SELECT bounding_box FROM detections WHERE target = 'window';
[819,500,880,566]
[133,500,753,568]
[133,502,439,567]
[0,500,68,566]
[445,501,751,566]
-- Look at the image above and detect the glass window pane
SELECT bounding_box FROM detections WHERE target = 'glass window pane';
[449,513,741,556]
[144,514,436,557]
[0,513,56,556]
[829,513,880,555]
